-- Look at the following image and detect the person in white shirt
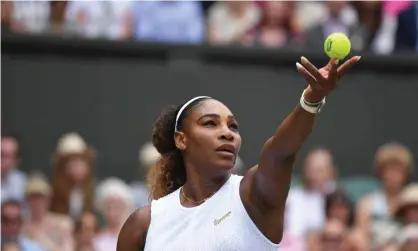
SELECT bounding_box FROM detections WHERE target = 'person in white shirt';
[1,132,26,203]
[117,55,360,251]
[285,147,337,237]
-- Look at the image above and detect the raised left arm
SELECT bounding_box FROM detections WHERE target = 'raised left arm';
[246,56,360,209]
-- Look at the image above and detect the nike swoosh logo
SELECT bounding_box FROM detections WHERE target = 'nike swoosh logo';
[214,211,232,226]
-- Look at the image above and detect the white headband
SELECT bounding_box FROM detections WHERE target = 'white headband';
[175,96,211,132]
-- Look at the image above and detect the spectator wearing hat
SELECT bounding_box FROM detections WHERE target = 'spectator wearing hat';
[23,174,74,251]
[371,184,418,251]
[93,178,133,251]
[393,184,418,251]
[50,133,96,220]
[394,183,418,226]
[356,142,414,250]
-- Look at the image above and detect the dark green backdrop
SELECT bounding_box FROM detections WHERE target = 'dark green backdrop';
[2,33,418,181]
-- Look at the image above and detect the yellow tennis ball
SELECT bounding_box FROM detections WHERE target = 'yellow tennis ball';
[324,33,351,60]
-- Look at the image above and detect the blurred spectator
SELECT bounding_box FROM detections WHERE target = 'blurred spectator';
[7,0,51,34]
[356,142,414,250]
[371,184,418,251]
[395,184,418,225]
[325,190,355,227]
[352,1,384,52]
[1,199,45,251]
[397,225,418,251]
[285,147,337,237]
[23,174,74,251]
[65,0,132,39]
[1,132,27,203]
[371,1,412,55]
[242,1,300,48]
[307,189,366,251]
[295,1,328,31]
[306,219,356,251]
[1,1,13,31]
[131,142,160,208]
[2,1,77,36]
[93,178,133,251]
[393,185,418,250]
[394,2,418,52]
[208,1,260,45]
[74,212,98,251]
[131,1,204,44]
[303,1,373,51]
[50,133,95,220]
[367,218,401,251]
[49,1,69,35]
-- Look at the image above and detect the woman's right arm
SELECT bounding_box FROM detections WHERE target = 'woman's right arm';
[355,196,371,235]
[117,206,151,251]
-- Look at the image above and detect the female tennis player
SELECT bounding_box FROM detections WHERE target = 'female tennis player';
[117,56,360,251]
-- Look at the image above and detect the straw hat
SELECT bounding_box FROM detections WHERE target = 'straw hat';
[52,132,95,166]
[374,142,414,175]
[25,175,52,197]
[395,184,418,218]
[139,142,161,170]
[56,132,88,155]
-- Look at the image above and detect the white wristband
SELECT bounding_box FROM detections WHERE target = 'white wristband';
[300,90,326,114]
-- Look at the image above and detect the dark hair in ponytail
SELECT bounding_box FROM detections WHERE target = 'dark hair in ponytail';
[148,98,210,200]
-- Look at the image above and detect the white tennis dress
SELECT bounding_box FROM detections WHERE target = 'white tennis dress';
[144,174,281,251]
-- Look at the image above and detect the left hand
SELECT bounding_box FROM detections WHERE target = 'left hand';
[296,56,361,103]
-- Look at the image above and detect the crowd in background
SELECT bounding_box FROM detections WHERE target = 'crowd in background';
[2,1,418,251]
[2,130,418,251]
[1,1,418,54]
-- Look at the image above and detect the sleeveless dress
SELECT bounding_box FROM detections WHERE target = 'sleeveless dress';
[144,174,281,251]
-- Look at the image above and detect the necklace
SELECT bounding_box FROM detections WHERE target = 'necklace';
[181,187,215,204]
[181,175,231,204]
